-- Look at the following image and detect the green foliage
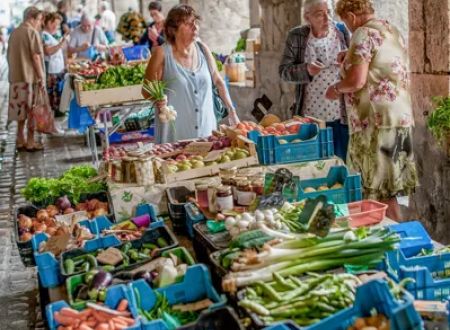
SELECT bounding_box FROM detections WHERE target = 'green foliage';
[235,37,246,52]
[427,96,450,143]
[83,63,146,90]
[20,165,106,205]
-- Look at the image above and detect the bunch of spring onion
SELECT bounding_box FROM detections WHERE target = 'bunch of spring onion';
[222,227,400,292]
[142,79,177,123]
[238,272,361,326]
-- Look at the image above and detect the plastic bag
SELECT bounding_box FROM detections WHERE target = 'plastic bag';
[32,87,55,134]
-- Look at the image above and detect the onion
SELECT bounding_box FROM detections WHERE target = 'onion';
[225,217,236,230]
[75,202,88,211]
[20,232,33,241]
[33,222,47,233]
[36,210,49,222]
[87,199,100,211]
[46,205,59,217]
[64,208,75,214]
[45,227,57,236]
[18,214,33,230]
[56,195,71,211]
[44,218,56,227]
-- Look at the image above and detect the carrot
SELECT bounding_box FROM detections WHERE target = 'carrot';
[95,323,109,330]
[79,309,93,320]
[92,310,109,323]
[79,323,94,330]
[116,300,128,312]
[115,316,135,326]
[54,312,76,326]
[108,319,116,330]
[61,308,80,318]
[113,322,127,330]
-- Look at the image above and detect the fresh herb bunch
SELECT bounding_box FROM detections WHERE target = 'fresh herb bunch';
[427,96,450,143]
[21,165,106,206]
[83,63,146,90]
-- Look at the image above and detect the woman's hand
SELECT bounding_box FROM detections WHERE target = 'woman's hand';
[228,109,240,126]
[336,51,347,64]
[154,95,167,115]
[307,61,325,76]
[325,84,341,100]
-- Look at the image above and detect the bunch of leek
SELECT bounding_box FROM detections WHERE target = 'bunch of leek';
[222,227,399,292]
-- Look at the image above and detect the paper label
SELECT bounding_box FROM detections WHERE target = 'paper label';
[203,150,224,162]
[55,211,89,226]
[43,232,71,256]
[184,142,213,154]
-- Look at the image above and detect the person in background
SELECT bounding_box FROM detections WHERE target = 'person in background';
[279,0,350,161]
[69,13,108,59]
[42,12,68,117]
[57,0,70,36]
[325,0,418,220]
[70,5,83,29]
[99,1,116,44]
[139,1,165,51]
[7,7,46,151]
[142,4,240,143]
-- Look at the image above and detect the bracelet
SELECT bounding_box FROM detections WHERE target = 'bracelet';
[333,84,341,94]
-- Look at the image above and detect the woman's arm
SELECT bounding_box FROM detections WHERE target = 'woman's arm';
[44,37,67,56]
[325,62,369,99]
[198,41,239,124]
[141,45,164,100]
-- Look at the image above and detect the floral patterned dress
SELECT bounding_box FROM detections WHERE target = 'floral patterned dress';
[342,19,418,200]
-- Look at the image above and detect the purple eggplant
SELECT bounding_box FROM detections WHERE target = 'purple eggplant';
[89,270,113,290]
[132,270,154,285]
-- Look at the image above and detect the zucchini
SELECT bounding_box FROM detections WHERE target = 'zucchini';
[64,259,75,274]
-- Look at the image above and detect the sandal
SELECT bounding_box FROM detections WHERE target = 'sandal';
[25,143,44,152]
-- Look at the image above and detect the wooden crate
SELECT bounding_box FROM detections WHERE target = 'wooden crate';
[155,136,259,184]
[74,80,145,107]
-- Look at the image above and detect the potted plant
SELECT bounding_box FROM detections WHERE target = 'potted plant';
[427,96,450,156]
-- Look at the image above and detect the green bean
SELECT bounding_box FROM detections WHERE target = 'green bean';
[239,299,270,316]
[255,281,282,302]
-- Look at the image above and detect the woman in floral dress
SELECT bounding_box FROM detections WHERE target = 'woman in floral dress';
[325,0,418,219]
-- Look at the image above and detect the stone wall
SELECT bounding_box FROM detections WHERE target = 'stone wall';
[372,0,408,43]
[182,0,250,54]
[254,0,302,120]
[408,0,450,243]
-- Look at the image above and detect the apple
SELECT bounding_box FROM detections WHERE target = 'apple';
[191,160,205,168]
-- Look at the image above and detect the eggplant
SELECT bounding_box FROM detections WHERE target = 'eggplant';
[132,270,154,285]
[74,284,89,301]
[89,271,113,290]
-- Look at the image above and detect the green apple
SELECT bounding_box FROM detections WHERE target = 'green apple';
[233,151,247,160]
[191,160,205,168]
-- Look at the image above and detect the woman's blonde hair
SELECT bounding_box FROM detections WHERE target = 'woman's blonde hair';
[335,0,374,17]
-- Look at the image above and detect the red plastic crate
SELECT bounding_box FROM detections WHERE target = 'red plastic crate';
[337,200,388,227]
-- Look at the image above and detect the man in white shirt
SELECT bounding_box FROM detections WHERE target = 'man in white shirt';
[69,14,108,59]
[99,1,116,44]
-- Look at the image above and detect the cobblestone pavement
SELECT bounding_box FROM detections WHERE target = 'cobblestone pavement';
[0,57,93,329]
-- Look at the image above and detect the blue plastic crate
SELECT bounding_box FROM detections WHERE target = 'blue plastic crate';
[46,284,141,330]
[388,221,433,258]
[93,204,164,235]
[305,279,423,330]
[32,216,111,288]
[122,45,150,61]
[263,321,301,330]
[297,166,362,204]
[248,124,334,165]
[99,126,155,144]
[128,264,226,330]
[59,235,122,278]
[61,225,177,277]
[184,203,205,238]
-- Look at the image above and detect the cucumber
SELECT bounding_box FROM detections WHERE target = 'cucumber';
[156,237,169,248]
[64,259,75,274]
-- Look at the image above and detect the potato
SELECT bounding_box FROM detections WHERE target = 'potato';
[353,318,366,330]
